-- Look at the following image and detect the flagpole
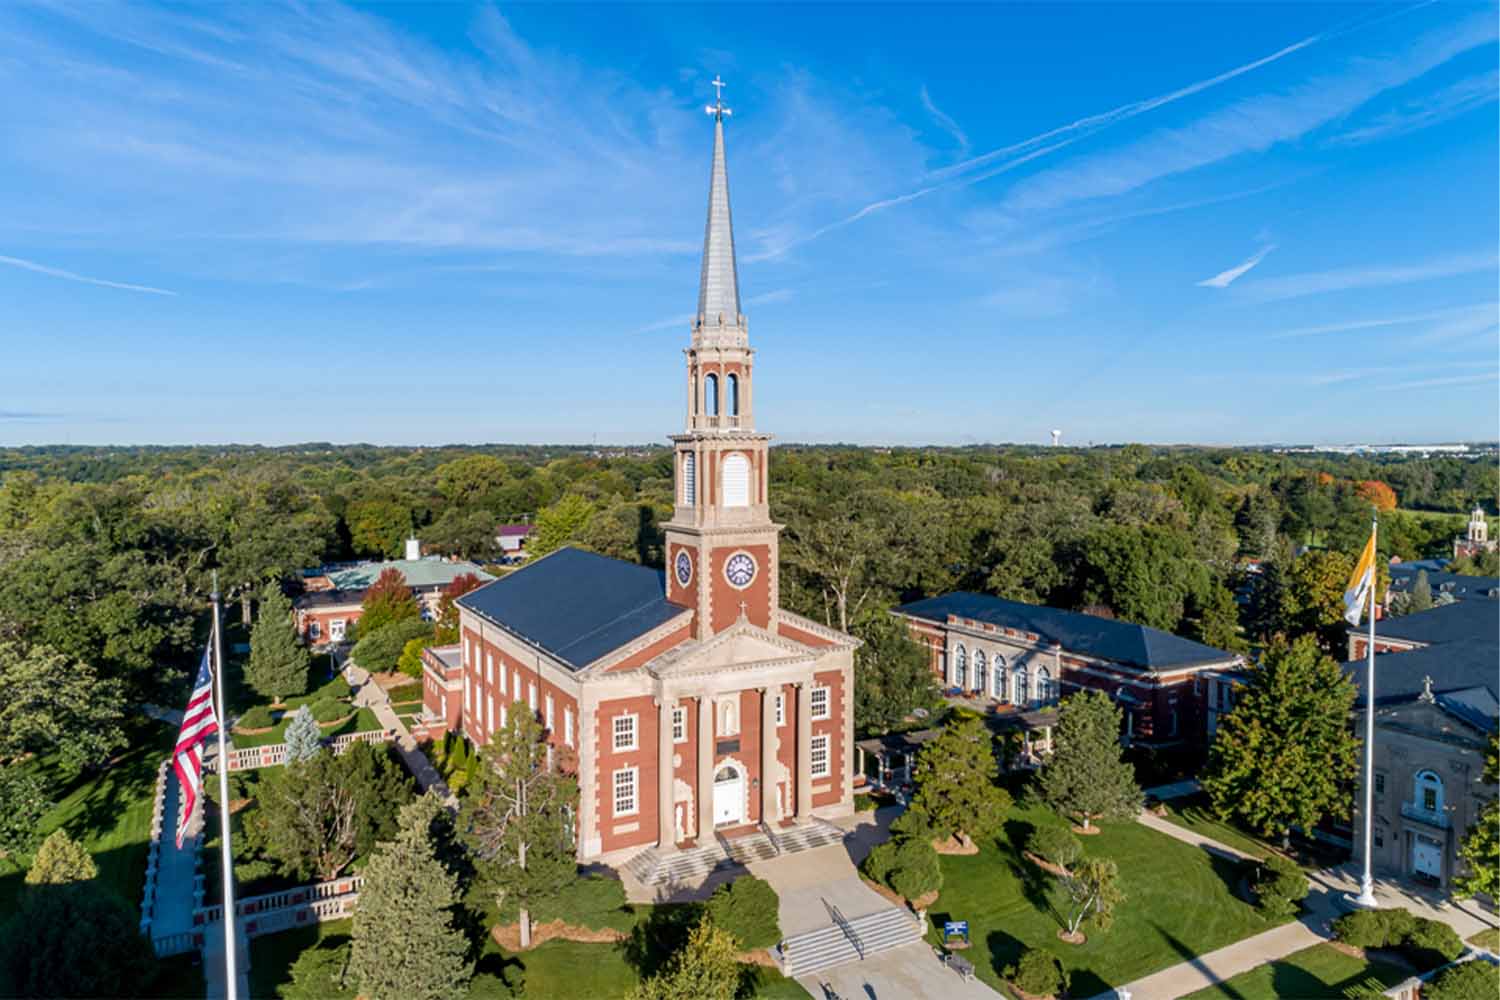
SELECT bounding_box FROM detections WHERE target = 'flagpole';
[1354,510,1380,909]
[211,573,240,1000]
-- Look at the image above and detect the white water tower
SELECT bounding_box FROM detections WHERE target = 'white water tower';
[1050,429,1062,447]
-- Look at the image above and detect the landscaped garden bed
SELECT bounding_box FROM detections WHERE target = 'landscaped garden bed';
[1179,943,1410,1000]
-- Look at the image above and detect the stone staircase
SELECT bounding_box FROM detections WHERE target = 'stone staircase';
[623,819,849,887]
[777,906,926,977]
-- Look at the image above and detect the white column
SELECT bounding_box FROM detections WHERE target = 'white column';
[760,687,777,824]
[657,698,674,849]
[796,682,813,819]
[697,695,713,840]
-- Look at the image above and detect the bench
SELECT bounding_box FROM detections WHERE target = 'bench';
[942,952,975,981]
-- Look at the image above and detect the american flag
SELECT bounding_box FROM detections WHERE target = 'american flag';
[174,645,220,848]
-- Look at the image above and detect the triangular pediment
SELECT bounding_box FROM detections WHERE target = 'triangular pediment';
[648,619,816,678]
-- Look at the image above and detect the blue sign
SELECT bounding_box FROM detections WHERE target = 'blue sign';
[943,920,969,941]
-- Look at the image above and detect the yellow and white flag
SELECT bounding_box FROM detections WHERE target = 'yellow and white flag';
[1343,529,1378,625]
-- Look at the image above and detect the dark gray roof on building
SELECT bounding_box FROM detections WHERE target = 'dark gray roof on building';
[1342,639,1498,722]
[895,591,1240,672]
[456,546,688,671]
[1387,565,1499,602]
[1366,598,1500,647]
[292,588,367,610]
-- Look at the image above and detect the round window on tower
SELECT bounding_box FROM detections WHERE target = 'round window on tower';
[724,551,757,590]
[674,550,693,588]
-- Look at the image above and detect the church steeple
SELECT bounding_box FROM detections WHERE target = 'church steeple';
[696,77,742,331]
[664,77,781,640]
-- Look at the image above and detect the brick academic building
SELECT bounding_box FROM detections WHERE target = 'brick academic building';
[420,97,858,863]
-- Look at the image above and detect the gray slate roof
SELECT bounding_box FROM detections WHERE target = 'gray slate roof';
[895,592,1240,672]
[696,115,741,325]
[1387,565,1499,602]
[456,547,688,671]
[1342,638,1499,723]
[1365,598,1499,646]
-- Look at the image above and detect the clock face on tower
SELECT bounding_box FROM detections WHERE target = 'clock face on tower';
[674,550,693,587]
[724,552,757,589]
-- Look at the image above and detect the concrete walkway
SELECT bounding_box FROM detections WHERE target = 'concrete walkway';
[340,650,456,807]
[1142,778,1202,802]
[151,766,200,942]
[1094,811,1499,1000]
[803,941,1006,1000]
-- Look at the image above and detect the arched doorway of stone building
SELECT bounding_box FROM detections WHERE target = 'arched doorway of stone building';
[713,764,744,827]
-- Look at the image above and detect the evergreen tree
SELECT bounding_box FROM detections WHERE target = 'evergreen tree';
[1188,582,1249,654]
[1454,732,1498,901]
[348,793,472,1000]
[246,583,309,705]
[628,918,741,1000]
[1038,690,1143,831]
[1204,636,1359,842]
[1408,570,1433,613]
[910,716,1012,846]
[283,704,322,763]
[24,829,97,885]
[460,710,578,949]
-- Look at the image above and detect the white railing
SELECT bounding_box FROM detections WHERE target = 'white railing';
[195,875,365,940]
[139,759,171,935]
[220,727,395,772]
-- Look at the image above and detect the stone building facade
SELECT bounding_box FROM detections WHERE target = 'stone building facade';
[419,97,858,864]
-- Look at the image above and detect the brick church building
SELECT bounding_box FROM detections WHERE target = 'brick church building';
[420,91,858,865]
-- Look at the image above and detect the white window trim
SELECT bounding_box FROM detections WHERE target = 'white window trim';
[810,685,831,721]
[613,713,639,753]
[485,651,493,686]
[527,681,537,713]
[810,734,831,779]
[613,766,639,817]
[512,673,520,701]
[672,706,686,743]
[564,707,574,747]
[545,695,555,732]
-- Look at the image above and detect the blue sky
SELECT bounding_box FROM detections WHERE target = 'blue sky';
[0,1,1496,447]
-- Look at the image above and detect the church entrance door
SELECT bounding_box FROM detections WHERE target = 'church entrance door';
[713,765,743,827]
[1411,835,1442,882]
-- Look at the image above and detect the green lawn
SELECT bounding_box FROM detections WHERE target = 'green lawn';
[249,917,352,999]
[1179,943,1410,1000]
[0,716,175,920]
[1160,795,1275,861]
[385,680,423,705]
[926,803,1287,998]
[1469,927,1500,952]
[232,705,383,749]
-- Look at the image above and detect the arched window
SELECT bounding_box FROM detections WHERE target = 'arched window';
[954,644,967,689]
[1036,666,1054,705]
[726,373,739,416]
[681,452,696,506]
[705,373,719,417]
[993,655,1007,701]
[1015,665,1029,707]
[722,453,750,507]
[1414,770,1444,814]
[973,650,987,695]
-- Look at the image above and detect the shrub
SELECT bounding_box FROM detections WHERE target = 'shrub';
[889,806,935,842]
[1425,959,1498,1000]
[311,698,347,723]
[1403,917,1464,970]
[887,838,943,902]
[854,792,879,812]
[237,705,275,730]
[705,875,781,949]
[1383,907,1417,942]
[1333,909,1393,949]
[1007,947,1067,998]
[531,874,632,932]
[25,830,97,885]
[351,618,432,674]
[861,840,897,886]
[1253,855,1309,919]
[1028,825,1083,869]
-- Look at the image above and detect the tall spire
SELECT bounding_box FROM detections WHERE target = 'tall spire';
[696,76,741,329]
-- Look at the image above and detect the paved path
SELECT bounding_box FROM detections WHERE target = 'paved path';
[1093,811,1499,1000]
[341,651,456,807]
[801,941,1005,1000]
[1142,778,1202,802]
[151,765,200,942]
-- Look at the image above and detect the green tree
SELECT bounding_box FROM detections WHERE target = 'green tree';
[0,767,53,858]
[348,793,473,1000]
[356,567,420,639]
[346,499,413,559]
[460,710,579,949]
[283,705,323,764]
[530,493,595,558]
[1077,523,1210,632]
[1059,857,1124,937]
[396,636,429,678]
[0,641,126,773]
[280,939,355,1000]
[1408,570,1434,613]
[434,454,511,510]
[910,716,1012,847]
[246,583,310,705]
[1453,732,1498,901]
[24,829,97,885]
[628,918,741,1000]
[420,508,499,561]
[704,874,781,949]
[1424,958,1497,1000]
[1038,690,1143,831]
[1279,549,1358,652]
[1187,582,1248,654]
[433,572,485,645]
[218,481,335,623]
[0,882,158,997]
[248,743,413,881]
[351,618,432,674]
[852,613,939,734]
[1204,636,1359,843]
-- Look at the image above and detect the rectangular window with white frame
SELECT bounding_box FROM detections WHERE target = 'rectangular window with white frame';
[485,651,493,685]
[512,673,520,701]
[528,682,537,712]
[613,713,638,752]
[810,734,831,779]
[810,685,830,721]
[545,695,555,732]
[499,660,507,693]
[564,707,574,747]
[613,767,638,816]
[775,693,785,726]
[672,706,686,743]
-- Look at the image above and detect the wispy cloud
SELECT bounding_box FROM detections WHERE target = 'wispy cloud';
[0,254,177,295]
[1244,250,1498,302]
[1268,302,1498,339]
[920,85,969,153]
[1331,69,1499,145]
[1197,246,1276,288]
[1381,371,1499,390]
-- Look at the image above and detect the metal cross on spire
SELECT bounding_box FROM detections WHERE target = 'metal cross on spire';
[704,74,732,120]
